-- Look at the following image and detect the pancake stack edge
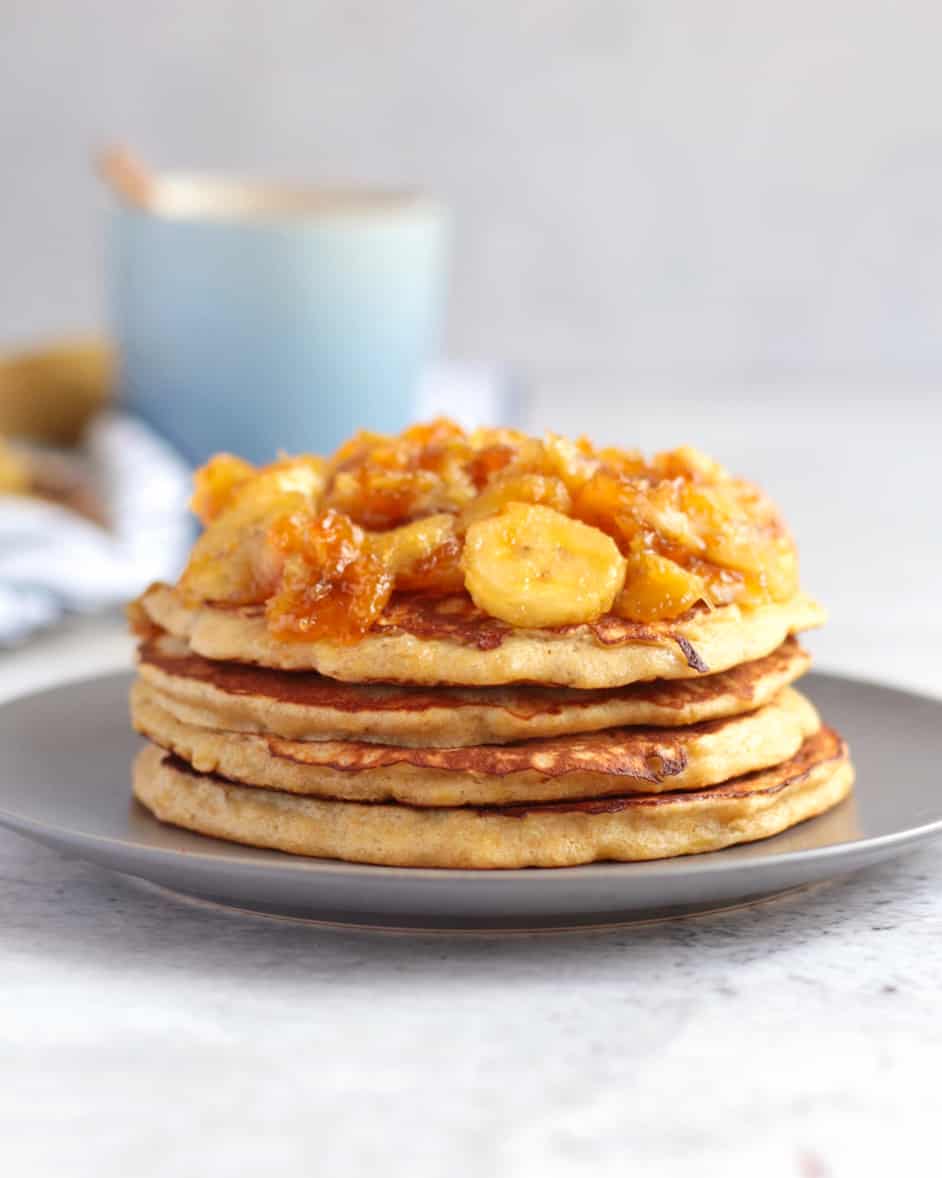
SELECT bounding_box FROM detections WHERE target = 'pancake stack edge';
[129,593,854,869]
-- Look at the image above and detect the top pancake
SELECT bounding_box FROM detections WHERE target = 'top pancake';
[138,633,811,747]
[136,582,825,689]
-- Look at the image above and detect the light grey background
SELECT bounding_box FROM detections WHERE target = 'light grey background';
[5,1,942,400]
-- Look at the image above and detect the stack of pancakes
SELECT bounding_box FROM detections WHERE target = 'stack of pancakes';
[131,586,853,869]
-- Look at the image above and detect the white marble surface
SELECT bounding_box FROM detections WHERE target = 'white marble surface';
[0,607,939,1177]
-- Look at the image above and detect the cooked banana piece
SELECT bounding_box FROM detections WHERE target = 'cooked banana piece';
[368,514,456,575]
[462,502,626,627]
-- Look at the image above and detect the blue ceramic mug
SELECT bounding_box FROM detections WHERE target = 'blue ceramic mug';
[109,178,450,465]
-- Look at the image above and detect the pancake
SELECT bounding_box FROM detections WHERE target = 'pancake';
[137,633,811,747]
[136,582,826,689]
[131,681,820,806]
[132,727,853,868]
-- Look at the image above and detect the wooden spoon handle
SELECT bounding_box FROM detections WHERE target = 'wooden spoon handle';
[96,146,158,210]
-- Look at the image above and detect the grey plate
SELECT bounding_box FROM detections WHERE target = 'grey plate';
[0,670,940,930]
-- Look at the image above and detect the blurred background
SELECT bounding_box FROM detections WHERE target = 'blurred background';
[6,2,942,396]
[0,2,939,683]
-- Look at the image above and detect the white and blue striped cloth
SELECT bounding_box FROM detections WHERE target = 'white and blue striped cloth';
[0,414,193,645]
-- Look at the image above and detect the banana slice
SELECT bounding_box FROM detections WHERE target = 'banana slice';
[462,502,626,628]
[368,514,457,576]
[457,473,571,531]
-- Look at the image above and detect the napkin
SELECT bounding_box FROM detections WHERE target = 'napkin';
[0,413,193,645]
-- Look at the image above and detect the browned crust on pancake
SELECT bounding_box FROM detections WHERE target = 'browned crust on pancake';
[492,727,845,815]
[263,721,670,780]
[673,636,709,673]
[378,594,713,667]
[257,706,783,781]
[133,727,854,867]
[376,594,511,650]
[136,633,813,749]
[131,680,820,805]
[138,582,827,688]
[138,635,808,720]
[158,726,845,814]
[159,591,719,658]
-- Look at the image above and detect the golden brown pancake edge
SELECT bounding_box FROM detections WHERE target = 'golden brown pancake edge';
[131,728,854,868]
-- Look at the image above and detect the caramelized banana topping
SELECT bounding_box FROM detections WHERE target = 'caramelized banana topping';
[177,419,800,641]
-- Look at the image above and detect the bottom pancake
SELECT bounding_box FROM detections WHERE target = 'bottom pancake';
[132,728,853,869]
